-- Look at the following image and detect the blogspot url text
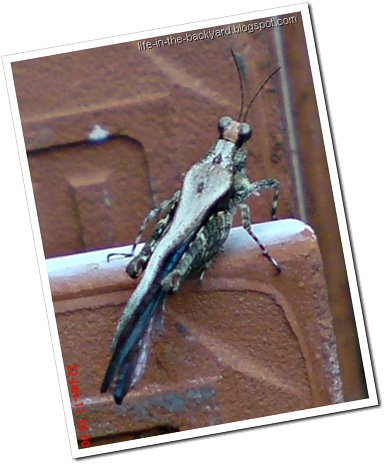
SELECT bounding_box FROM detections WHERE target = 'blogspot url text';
[138,16,298,51]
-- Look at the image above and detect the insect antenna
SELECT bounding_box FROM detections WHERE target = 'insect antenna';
[243,66,281,122]
[230,49,245,122]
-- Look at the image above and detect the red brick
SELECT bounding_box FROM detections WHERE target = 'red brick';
[48,219,343,446]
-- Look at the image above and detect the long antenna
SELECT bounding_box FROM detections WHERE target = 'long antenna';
[230,49,245,122]
[243,66,281,122]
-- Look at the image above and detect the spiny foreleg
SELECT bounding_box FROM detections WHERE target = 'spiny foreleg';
[133,191,181,253]
[250,178,280,220]
[108,190,180,259]
[108,191,180,277]
[126,193,180,278]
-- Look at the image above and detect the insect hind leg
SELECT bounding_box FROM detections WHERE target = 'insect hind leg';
[161,210,233,293]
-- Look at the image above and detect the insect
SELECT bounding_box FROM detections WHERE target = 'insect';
[100,51,282,405]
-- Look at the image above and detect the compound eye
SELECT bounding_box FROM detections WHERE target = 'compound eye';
[218,116,233,134]
[237,122,252,145]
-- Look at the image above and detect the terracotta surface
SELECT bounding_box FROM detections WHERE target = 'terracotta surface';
[281,22,366,400]
[48,219,343,448]
[13,21,295,258]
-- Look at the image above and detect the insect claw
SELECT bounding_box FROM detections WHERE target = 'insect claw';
[262,251,281,273]
[273,259,282,273]
[126,256,147,278]
[161,271,182,293]
[106,252,134,262]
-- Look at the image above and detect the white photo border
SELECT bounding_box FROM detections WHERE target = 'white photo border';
[2,2,378,458]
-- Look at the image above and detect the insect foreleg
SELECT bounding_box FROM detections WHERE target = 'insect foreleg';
[161,210,233,293]
[106,191,180,264]
[125,191,181,278]
[250,178,280,220]
[132,191,181,256]
[239,202,281,272]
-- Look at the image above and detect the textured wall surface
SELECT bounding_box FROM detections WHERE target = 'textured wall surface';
[48,220,343,448]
